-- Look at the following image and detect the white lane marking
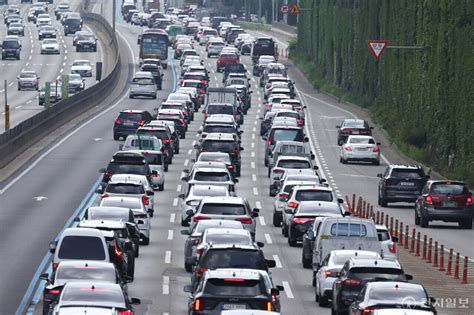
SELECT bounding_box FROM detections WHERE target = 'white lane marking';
[252,174,257,181]
[272,255,282,268]
[252,134,255,139]
[252,127,256,132]
[165,251,172,264]
[170,213,176,223]
[173,198,178,207]
[15,105,22,109]
[191,140,196,146]
[8,82,13,87]
[187,149,192,155]
[25,62,29,66]
[256,201,261,208]
[282,281,294,299]
[176,184,182,192]
[26,100,32,104]
[264,233,272,244]
[251,142,255,148]
[253,187,258,195]
[259,216,266,226]
[162,276,170,295]
[184,159,189,166]
[251,161,255,169]
[251,151,255,157]
[167,230,174,240]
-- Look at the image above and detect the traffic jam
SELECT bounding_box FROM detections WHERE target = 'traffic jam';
[32,3,472,315]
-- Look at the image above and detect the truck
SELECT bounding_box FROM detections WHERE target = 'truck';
[144,0,160,12]
[205,87,238,108]
[251,37,278,65]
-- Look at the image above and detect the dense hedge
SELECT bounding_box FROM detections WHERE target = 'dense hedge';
[294,0,473,185]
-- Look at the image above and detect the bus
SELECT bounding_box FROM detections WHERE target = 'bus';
[139,29,169,69]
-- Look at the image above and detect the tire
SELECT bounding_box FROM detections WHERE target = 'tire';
[341,157,347,164]
[17,85,21,91]
[164,164,168,172]
[127,256,135,280]
[113,133,120,140]
[414,208,421,225]
[141,237,150,245]
[459,220,473,229]
[207,53,210,58]
[273,211,281,227]
[420,215,429,228]
[235,166,241,177]
[319,295,329,307]
[282,224,288,237]
[158,184,164,191]
[175,147,179,154]
[302,255,312,269]
[373,159,380,166]
[185,263,192,272]
[380,196,388,207]
[288,235,297,247]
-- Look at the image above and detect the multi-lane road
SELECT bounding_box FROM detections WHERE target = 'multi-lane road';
[0,0,471,314]
[0,0,104,130]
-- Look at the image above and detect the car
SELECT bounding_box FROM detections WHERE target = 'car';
[63,73,85,92]
[51,282,140,314]
[75,33,97,52]
[156,109,188,139]
[127,150,166,190]
[113,110,154,140]
[7,22,24,36]
[38,25,57,40]
[377,164,429,207]
[216,53,240,72]
[376,224,398,260]
[54,3,70,19]
[269,156,316,195]
[178,184,230,226]
[71,59,93,77]
[314,250,381,307]
[146,120,181,154]
[254,55,277,76]
[17,71,40,90]
[120,134,162,153]
[194,152,237,177]
[181,220,244,272]
[1,36,21,60]
[331,258,413,315]
[99,150,156,184]
[206,38,225,57]
[38,83,62,105]
[185,269,283,314]
[339,135,381,165]
[63,16,82,35]
[72,30,90,46]
[36,16,52,27]
[39,261,128,315]
[100,195,152,245]
[136,126,174,164]
[129,71,157,99]
[267,140,314,170]
[195,228,258,256]
[264,125,307,167]
[40,38,60,54]
[348,281,436,315]
[415,180,473,229]
[336,119,373,145]
[140,63,163,89]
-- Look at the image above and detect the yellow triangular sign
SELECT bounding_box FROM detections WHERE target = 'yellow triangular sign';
[289,4,301,14]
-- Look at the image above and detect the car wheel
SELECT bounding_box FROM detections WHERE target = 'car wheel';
[158,184,164,191]
[141,237,150,245]
[113,133,120,140]
[236,166,241,177]
[288,235,297,247]
[341,157,347,164]
[380,196,388,207]
[459,220,472,229]
[282,224,288,237]
[127,256,135,280]
[302,255,312,269]
[175,147,180,154]
[17,85,21,91]
[414,207,421,225]
[164,164,168,172]
[272,211,281,227]
[373,159,380,165]
[185,263,192,272]
[42,302,51,315]
[420,214,429,228]
[129,94,134,99]
[315,284,320,302]
[319,295,329,307]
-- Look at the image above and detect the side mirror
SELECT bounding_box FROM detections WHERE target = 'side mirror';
[304,137,309,142]
[240,147,244,151]
[392,236,399,243]
[193,144,199,149]
[405,274,414,281]
[376,142,381,146]
[320,178,327,183]
[124,275,133,283]
[181,176,189,182]
[39,273,50,281]
[73,216,81,222]
[336,125,341,128]
[98,168,106,173]
[276,285,284,291]
[344,211,351,217]
[183,284,193,293]
[311,154,315,160]
[270,288,280,295]
[180,229,190,235]
[370,126,374,129]
[201,110,205,113]
[130,298,141,305]
[313,165,319,170]
[376,173,383,178]
[266,259,276,268]
[178,193,185,199]
[337,198,344,204]
[233,178,239,183]
[152,170,158,175]
[146,190,154,196]
[186,209,195,217]
[256,241,264,248]
[183,169,190,173]
[95,186,104,194]
[49,241,57,254]
[430,297,436,304]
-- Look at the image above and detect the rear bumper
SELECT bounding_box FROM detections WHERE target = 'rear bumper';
[113,126,138,136]
[384,189,420,202]
[423,206,473,222]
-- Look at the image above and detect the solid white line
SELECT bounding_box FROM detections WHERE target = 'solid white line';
[282,281,294,298]
[167,230,174,240]
[259,216,266,226]
[162,276,170,295]
[264,233,272,244]
[272,254,282,268]
[253,187,258,195]
[173,198,178,207]
[184,159,189,166]
[170,213,175,223]
[165,251,172,264]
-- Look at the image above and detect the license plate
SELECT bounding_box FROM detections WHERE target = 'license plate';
[400,182,415,186]
[352,130,359,134]
[222,304,246,310]
[124,122,134,126]
[442,201,456,207]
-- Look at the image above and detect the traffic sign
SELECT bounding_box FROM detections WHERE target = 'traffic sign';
[367,40,388,61]
[289,4,301,14]
[280,4,289,14]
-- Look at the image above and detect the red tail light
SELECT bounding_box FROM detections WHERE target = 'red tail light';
[389,243,396,253]
[114,241,122,257]
[425,195,433,205]
[373,146,379,152]
[162,139,171,144]
[287,201,299,208]
[193,216,210,222]
[105,172,113,178]
[324,271,332,278]
[118,311,133,315]
[196,267,207,277]
[142,195,149,206]
[344,146,353,151]
[279,192,289,198]
[229,150,237,155]
[193,298,203,311]
[292,217,312,225]
[342,279,361,287]
[235,217,253,224]
[466,196,472,205]
[196,248,203,255]
[362,308,375,314]
[137,120,145,126]
[101,193,109,199]
[53,263,58,270]
[47,289,61,295]
[266,139,272,146]
[114,119,121,124]
[273,168,284,174]
[204,113,208,120]
[199,89,204,93]
[297,119,303,126]
[179,118,186,124]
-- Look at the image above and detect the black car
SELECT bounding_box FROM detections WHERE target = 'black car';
[63,17,82,35]
[136,126,174,164]
[99,151,156,184]
[1,38,21,60]
[141,64,163,89]
[377,165,428,207]
[113,110,153,140]
[336,119,373,145]
[157,112,187,139]
[75,33,97,52]
[331,258,412,315]
[195,133,243,176]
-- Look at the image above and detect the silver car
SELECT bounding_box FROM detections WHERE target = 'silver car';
[340,135,381,165]
[40,38,60,54]
[17,71,39,90]
[71,59,93,77]
[7,22,24,36]
[376,224,399,260]
[129,71,157,99]
[120,135,162,152]
[178,184,230,226]
[64,73,85,92]
[99,196,151,245]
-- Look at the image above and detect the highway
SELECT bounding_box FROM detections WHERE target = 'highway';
[0,1,471,314]
[0,0,104,131]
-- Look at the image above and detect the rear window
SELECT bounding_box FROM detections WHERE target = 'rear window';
[278,144,305,154]
[118,113,144,121]
[201,249,266,270]
[101,198,141,209]
[210,42,224,47]
[137,129,169,140]
[192,187,227,196]
[58,236,106,260]
[201,203,246,215]
[107,163,148,175]
[204,234,250,245]
[129,139,156,150]
[203,125,235,134]
[349,137,375,144]
[142,153,162,165]
[343,120,366,128]
[207,105,234,115]
[368,286,427,302]
[220,54,237,59]
[349,267,404,281]
[106,183,144,194]
[295,190,333,202]
[277,160,310,169]
[201,140,238,152]
[61,287,124,304]
[194,171,230,182]
[56,266,116,283]
[377,230,391,242]
[391,168,424,179]
[330,223,367,236]
[204,279,265,297]
[271,129,304,142]
[430,183,467,195]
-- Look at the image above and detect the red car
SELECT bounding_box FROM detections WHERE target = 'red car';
[216,53,239,72]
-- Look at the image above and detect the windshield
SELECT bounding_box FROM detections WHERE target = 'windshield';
[350,267,404,281]
[73,61,90,66]
[431,183,467,195]
[295,190,334,202]
[349,137,375,144]
[106,183,144,194]
[61,286,124,304]
[192,187,227,197]
[391,169,424,179]
[142,153,162,165]
[200,203,246,215]
[141,34,168,58]
[204,234,250,245]
[368,286,427,302]
[20,73,36,78]
[2,41,19,49]
[43,39,57,44]
[101,198,141,209]
[343,120,365,128]
[194,172,230,182]
[207,106,234,115]
[201,249,266,269]
[203,125,235,134]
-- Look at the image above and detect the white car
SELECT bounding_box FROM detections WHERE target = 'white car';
[340,135,380,165]
[315,250,381,307]
[99,196,151,245]
[377,224,398,260]
[71,59,93,77]
[40,39,60,54]
[36,16,52,27]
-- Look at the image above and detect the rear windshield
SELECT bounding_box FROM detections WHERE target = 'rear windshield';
[368,286,427,302]
[62,287,124,304]
[132,77,154,85]
[142,153,162,165]
[295,190,333,202]
[330,223,367,236]
[194,171,230,182]
[118,113,144,121]
[129,139,156,150]
[199,154,231,164]
[101,199,141,209]
[210,42,224,47]
[192,187,227,196]
[207,105,234,115]
[271,129,304,142]
[391,169,424,179]
[201,140,238,152]
[58,236,106,260]
[106,183,144,194]
[343,121,366,128]
[201,249,266,269]
[184,74,207,81]
[201,203,246,215]
[349,267,404,281]
[204,279,265,297]
[107,163,148,175]
[56,266,116,283]
[137,129,169,140]
[203,125,235,134]
[431,183,467,195]
[277,160,310,169]
[349,137,375,144]
[378,230,391,242]
[278,144,306,154]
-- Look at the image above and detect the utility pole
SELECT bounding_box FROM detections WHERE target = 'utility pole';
[4,80,9,131]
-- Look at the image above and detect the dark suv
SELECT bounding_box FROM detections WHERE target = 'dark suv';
[336,119,373,145]
[377,165,429,207]
[415,180,473,229]
[113,110,153,140]
[75,33,97,52]
[99,151,156,184]
[195,133,243,176]
[1,38,21,60]
[136,126,174,164]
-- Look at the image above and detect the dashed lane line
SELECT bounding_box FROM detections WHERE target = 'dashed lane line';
[272,254,282,268]
[164,251,172,264]
[264,233,272,244]
[162,276,170,295]
[167,230,174,240]
[282,281,294,299]
[170,213,175,223]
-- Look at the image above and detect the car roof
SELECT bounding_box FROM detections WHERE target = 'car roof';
[200,196,246,204]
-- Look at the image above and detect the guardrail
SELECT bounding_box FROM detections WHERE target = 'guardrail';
[234,21,272,32]
[0,12,120,169]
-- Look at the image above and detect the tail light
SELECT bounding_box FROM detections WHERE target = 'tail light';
[193,216,210,222]
[287,201,299,208]
[362,308,375,314]
[297,119,303,126]
[196,267,207,277]
[229,150,237,155]
[192,238,200,245]
[266,301,273,311]
[47,289,61,295]
[273,168,284,174]
[142,195,149,206]
[466,196,472,205]
[292,217,311,225]
[344,146,353,151]
[114,119,121,124]
[114,241,122,257]
[373,146,379,152]
[384,179,392,186]
[235,217,253,224]
[196,248,203,255]
[267,139,273,146]
[105,172,113,179]
[389,243,396,253]
[179,118,186,125]
[203,113,208,120]
[199,89,204,93]
[342,279,361,287]
[193,298,203,311]
[101,193,109,199]
[52,263,58,270]
[118,311,133,315]
[324,271,332,278]
[279,192,289,198]
[162,139,171,144]
[137,120,145,126]
[425,195,433,205]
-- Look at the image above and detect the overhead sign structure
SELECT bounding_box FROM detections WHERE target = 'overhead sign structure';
[288,4,301,14]
[280,4,289,14]
[367,40,388,61]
